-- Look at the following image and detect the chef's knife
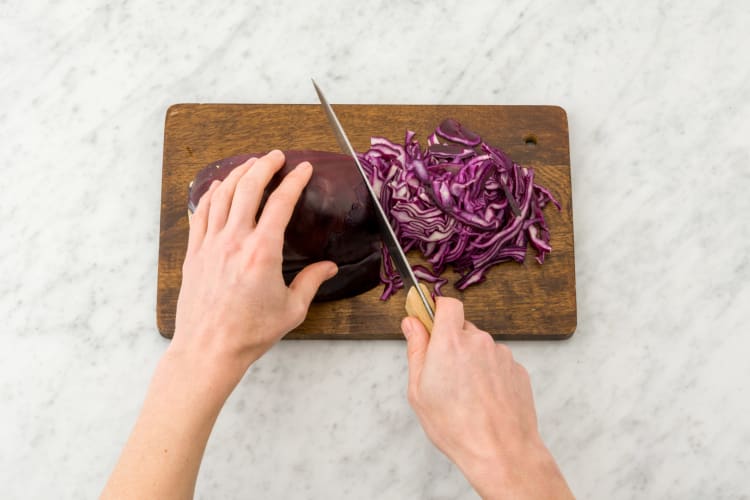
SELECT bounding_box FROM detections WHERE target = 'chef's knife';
[312,79,436,332]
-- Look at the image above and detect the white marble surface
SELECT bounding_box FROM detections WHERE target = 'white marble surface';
[1,0,749,498]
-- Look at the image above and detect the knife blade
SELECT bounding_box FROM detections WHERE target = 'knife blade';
[312,79,435,331]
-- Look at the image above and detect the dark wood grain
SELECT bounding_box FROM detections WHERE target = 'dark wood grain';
[158,104,576,340]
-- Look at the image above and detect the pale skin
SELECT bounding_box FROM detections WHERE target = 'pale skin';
[101,150,573,500]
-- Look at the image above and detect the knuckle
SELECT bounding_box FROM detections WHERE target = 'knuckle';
[237,175,261,195]
[260,251,279,267]
[221,231,243,254]
[495,342,513,359]
[477,331,496,349]
[252,229,283,254]
[290,298,308,322]
[218,240,242,260]
[514,363,531,386]
[212,186,231,203]
[269,188,297,207]
[436,296,461,310]
[244,246,268,267]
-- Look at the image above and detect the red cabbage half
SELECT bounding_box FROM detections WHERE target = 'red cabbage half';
[357,119,561,300]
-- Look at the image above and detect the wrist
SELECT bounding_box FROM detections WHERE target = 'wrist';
[457,438,572,500]
[164,335,251,401]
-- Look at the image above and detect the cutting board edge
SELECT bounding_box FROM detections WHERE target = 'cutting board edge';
[282,331,578,341]
[155,304,577,341]
[165,102,570,117]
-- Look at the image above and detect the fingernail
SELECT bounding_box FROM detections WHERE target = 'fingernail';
[270,149,283,157]
[326,263,338,278]
[297,161,312,174]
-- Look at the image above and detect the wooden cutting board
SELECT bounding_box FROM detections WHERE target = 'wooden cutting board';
[158,104,576,340]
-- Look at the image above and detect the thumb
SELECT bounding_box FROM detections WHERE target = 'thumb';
[289,260,338,306]
[401,316,430,393]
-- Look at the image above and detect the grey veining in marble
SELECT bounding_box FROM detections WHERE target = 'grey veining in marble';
[1,0,749,498]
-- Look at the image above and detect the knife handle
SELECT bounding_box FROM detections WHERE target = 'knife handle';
[405,283,436,333]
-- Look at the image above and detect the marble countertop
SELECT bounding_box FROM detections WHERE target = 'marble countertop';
[2,1,748,498]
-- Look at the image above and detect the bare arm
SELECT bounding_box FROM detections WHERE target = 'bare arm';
[402,300,574,499]
[101,151,337,499]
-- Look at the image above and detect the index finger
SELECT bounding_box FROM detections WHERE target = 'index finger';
[255,161,313,244]
[225,150,286,233]
[431,297,465,338]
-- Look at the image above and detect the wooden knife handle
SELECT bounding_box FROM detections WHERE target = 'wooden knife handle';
[405,283,436,333]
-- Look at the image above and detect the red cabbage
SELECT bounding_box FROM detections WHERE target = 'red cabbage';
[436,118,482,146]
[357,119,561,299]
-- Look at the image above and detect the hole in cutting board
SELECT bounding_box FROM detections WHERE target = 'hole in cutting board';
[524,134,538,147]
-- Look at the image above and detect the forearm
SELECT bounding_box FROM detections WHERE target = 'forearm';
[457,441,574,500]
[102,346,237,500]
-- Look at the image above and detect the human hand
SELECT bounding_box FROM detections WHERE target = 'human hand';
[172,150,338,391]
[103,151,338,499]
[402,298,573,499]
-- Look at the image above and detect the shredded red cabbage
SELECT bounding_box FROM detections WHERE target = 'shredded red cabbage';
[357,119,561,300]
